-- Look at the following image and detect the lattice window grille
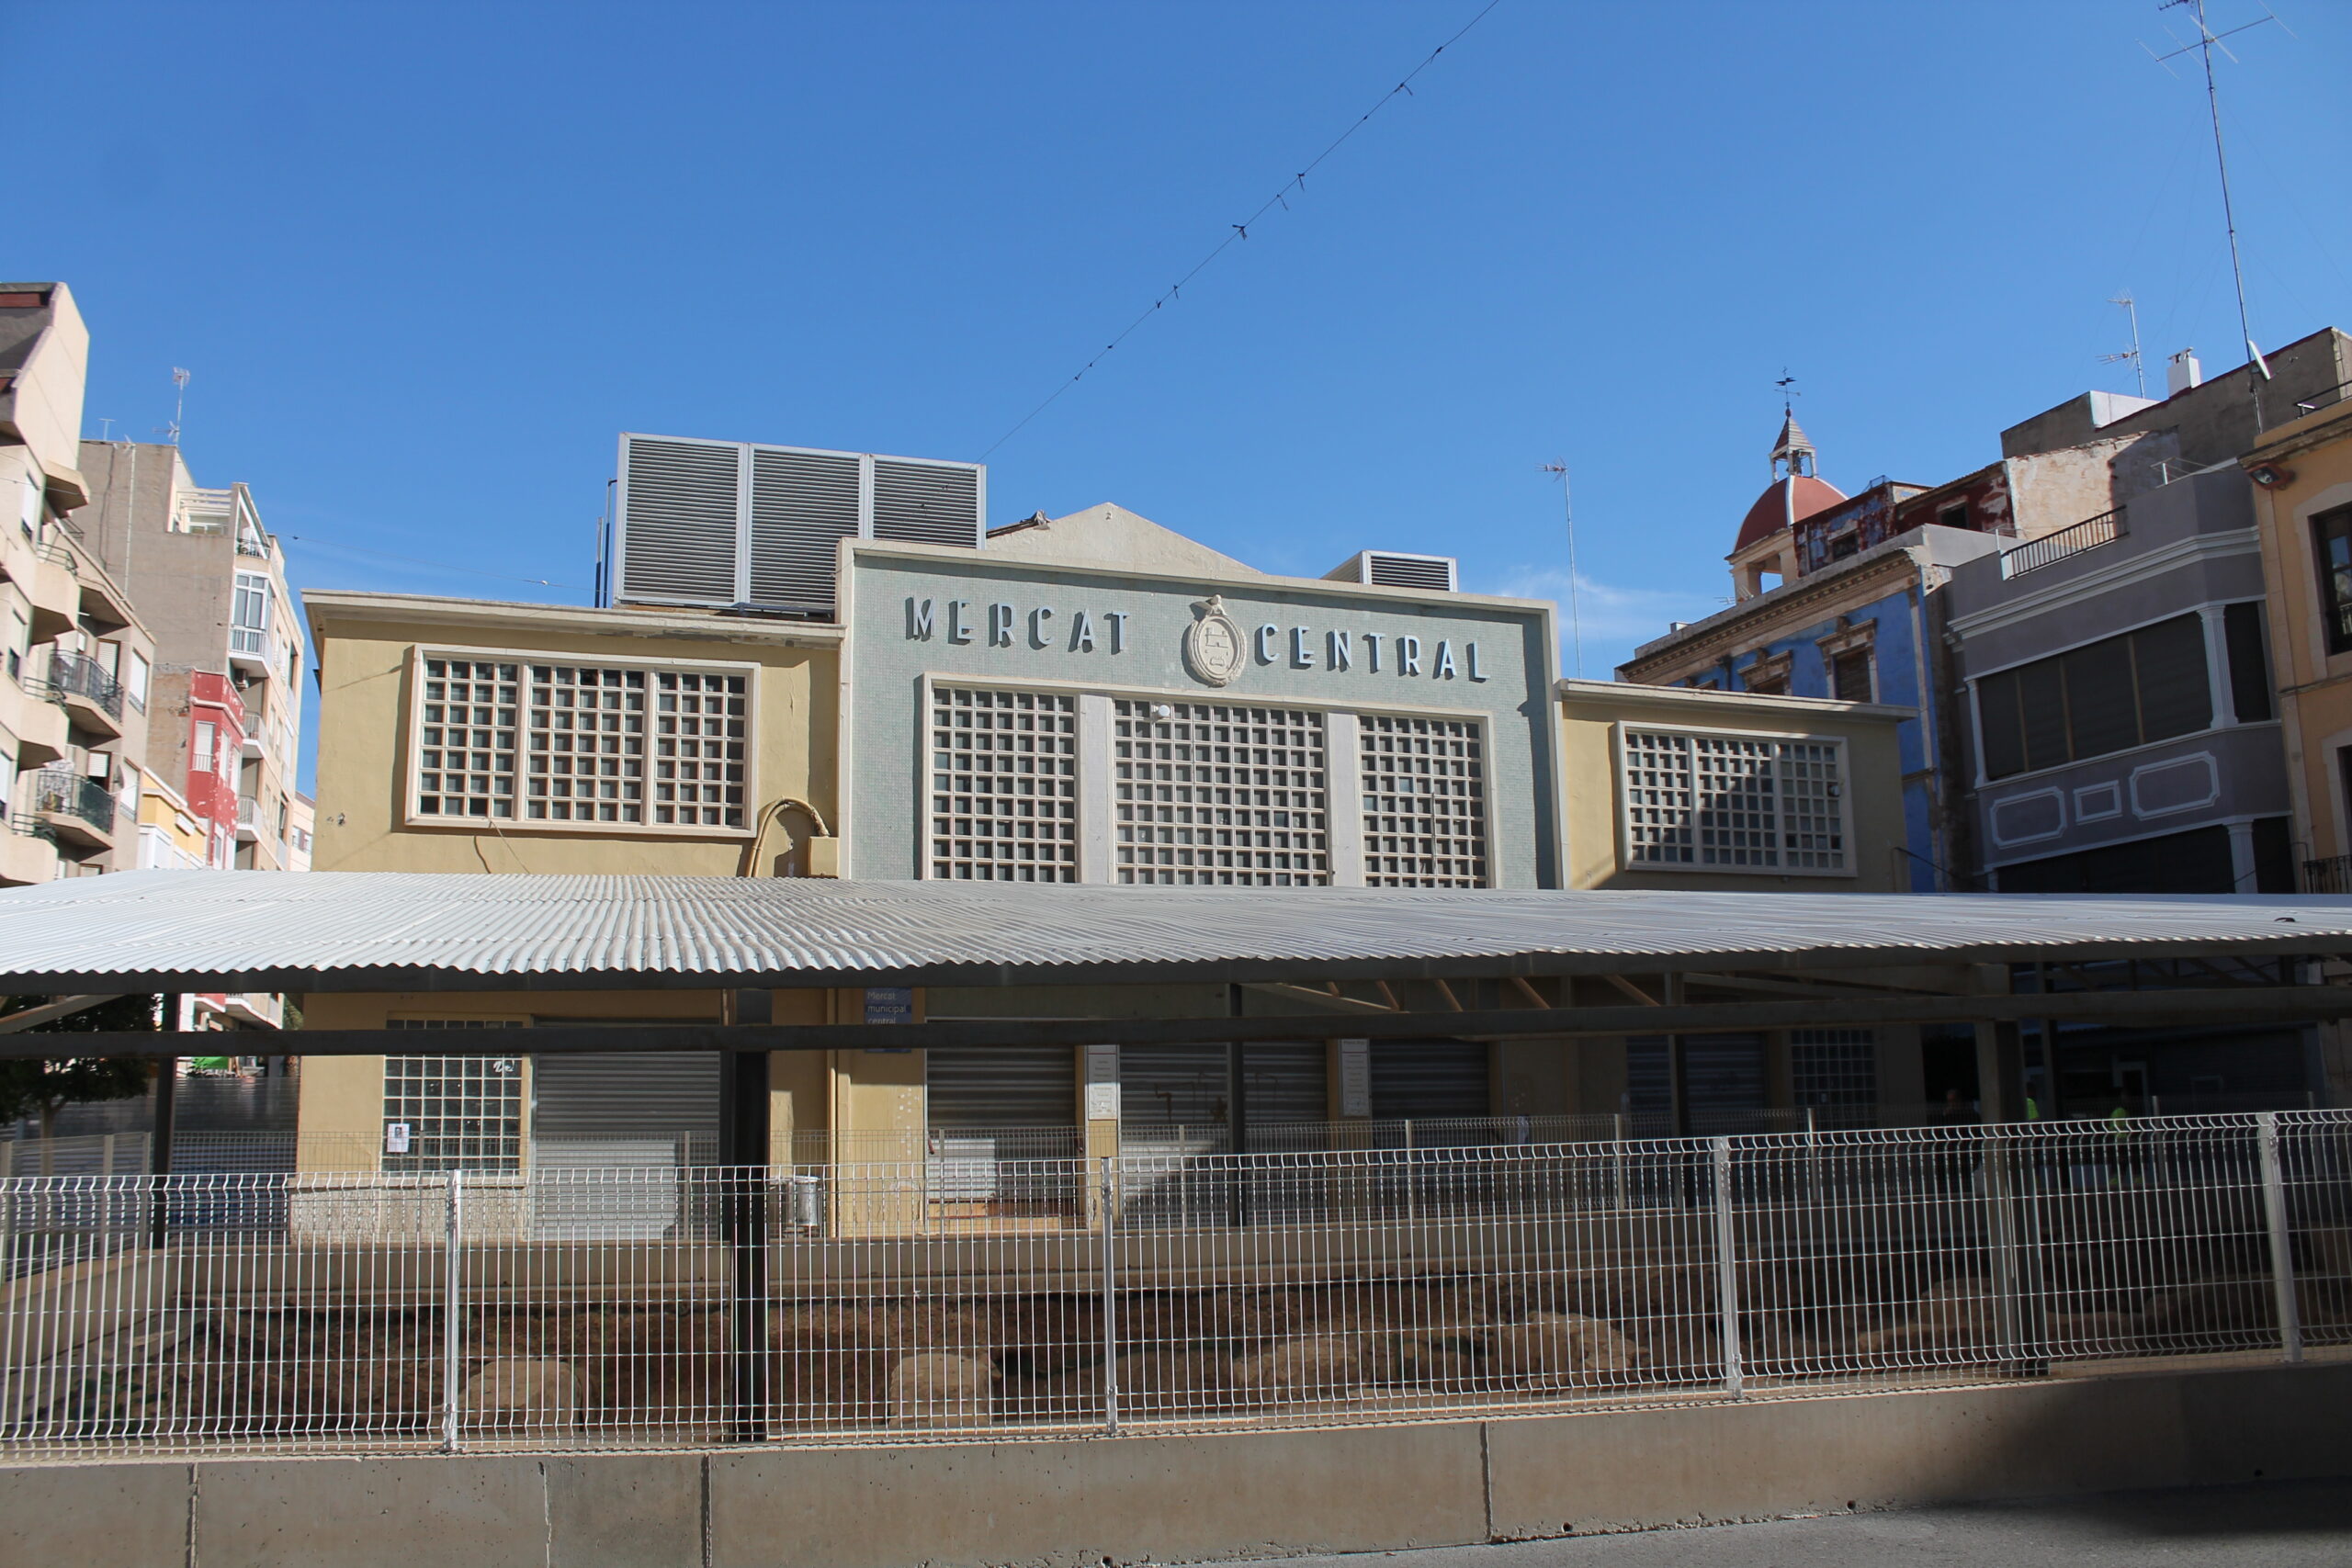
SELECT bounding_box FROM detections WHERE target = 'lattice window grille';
[416,658,520,820]
[1790,1028,1877,1110]
[415,653,749,831]
[1359,715,1487,887]
[1620,729,1848,873]
[929,686,1079,881]
[1114,700,1329,886]
[381,1036,523,1174]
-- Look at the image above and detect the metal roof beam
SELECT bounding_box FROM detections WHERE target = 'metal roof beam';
[15,984,2350,1059]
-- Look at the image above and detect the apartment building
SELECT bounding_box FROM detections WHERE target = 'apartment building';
[75,443,307,870]
[0,283,162,885]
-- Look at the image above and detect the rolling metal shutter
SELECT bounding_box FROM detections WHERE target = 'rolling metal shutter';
[530,1052,719,1140]
[1118,1043,1326,1133]
[748,446,861,612]
[872,458,982,547]
[1369,1040,1490,1121]
[925,1043,1075,1129]
[1623,1033,1766,1133]
[616,437,741,605]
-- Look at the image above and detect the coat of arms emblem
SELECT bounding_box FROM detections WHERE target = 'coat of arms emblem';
[1182,595,1247,687]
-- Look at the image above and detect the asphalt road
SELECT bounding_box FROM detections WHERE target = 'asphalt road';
[1203,1480,2352,1567]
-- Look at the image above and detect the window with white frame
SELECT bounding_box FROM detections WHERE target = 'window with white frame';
[231,571,271,657]
[928,685,1078,880]
[125,649,150,710]
[1360,714,1488,887]
[411,652,750,830]
[380,1036,524,1173]
[192,720,216,773]
[1114,699,1329,886]
[1619,728,1849,874]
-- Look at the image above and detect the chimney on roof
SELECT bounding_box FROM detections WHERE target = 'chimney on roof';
[2167,349,2203,398]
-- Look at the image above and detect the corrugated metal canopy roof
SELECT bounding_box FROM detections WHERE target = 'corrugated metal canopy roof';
[2,872,2349,994]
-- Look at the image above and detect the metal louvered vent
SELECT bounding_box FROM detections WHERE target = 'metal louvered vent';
[1321,549,1458,592]
[749,447,861,612]
[873,459,984,547]
[613,435,984,615]
[616,438,741,605]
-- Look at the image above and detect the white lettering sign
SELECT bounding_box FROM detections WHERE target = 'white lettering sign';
[899,597,1489,685]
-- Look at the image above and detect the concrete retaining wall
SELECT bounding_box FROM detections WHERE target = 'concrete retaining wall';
[7,1362,2350,1568]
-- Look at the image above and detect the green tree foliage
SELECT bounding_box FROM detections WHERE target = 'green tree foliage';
[0,996,160,1135]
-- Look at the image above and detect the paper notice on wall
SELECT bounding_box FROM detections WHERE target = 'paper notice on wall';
[1339,1039,1371,1118]
[1085,1043,1120,1120]
[384,1122,413,1156]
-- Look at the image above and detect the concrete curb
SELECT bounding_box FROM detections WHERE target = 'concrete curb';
[5,1362,2349,1568]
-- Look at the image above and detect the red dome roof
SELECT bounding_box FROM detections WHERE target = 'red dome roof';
[1733,474,1846,556]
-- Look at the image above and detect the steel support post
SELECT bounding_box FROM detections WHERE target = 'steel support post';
[1101,1156,1121,1437]
[1712,1137,1742,1399]
[2257,1112,2304,1364]
[441,1169,463,1452]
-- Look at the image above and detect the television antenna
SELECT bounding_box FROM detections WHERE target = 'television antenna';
[164,367,190,446]
[2145,1,2289,423]
[2098,292,2148,397]
[1541,461,1583,679]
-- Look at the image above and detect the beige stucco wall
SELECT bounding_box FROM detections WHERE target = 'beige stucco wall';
[1558,680,1907,892]
[2249,405,2352,867]
[304,593,842,875]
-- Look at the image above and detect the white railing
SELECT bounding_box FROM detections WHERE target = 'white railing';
[2,1110,2344,1457]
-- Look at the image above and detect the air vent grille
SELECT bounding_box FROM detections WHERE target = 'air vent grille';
[616,439,740,604]
[873,459,983,547]
[1364,552,1458,592]
[749,447,861,612]
[614,435,983,614]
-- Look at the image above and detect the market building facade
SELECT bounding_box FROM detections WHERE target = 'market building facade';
[295,434,1916,1173]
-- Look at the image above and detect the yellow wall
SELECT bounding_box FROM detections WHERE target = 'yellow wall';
[1558,681,1907,891]
[2248,404,2352,867]
[304,594,842,875]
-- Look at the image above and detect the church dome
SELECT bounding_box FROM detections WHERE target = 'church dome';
[1735,474,1846,554]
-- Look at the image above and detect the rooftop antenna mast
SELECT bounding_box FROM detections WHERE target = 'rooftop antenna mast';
[2147,0,2286,425]
[2099,292,2148,398]
[1541,461,1582,679]
[164,367,190,446]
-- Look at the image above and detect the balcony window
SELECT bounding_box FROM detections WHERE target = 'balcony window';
[231,571,271,659]
[2314,506,2352,656]
[125,650,151,712]
[1974,614,2211,781]
[193,720,216,773]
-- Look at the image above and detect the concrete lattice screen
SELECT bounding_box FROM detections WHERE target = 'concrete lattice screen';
[2,1111,2348,1455]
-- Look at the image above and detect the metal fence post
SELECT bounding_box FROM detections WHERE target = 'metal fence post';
[1712,1137,1742,1399]
[1804,1107,1820,1207]
[1101,1156,1121,1437]
[2257,1112,2304,1364]
[1611,1112,1626,1212]
[441,1169,463,1452]
[1982,1128,2029,1375]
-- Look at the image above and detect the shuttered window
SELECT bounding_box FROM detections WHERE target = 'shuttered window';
[1974,614,2212,780]
[1118,1042,1326,1135]
[529,1051,718,1143]
[926,1043,1076,1129]
[1369,1040,1489,1122]
[1623,1033,1767,1134]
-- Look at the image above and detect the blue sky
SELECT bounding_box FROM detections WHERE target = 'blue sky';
[13,2,2350,789]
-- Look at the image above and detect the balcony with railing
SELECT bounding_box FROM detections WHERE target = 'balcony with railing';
[42,649,124,734]
[2305,854,2352,895]
[28,766,117,850]
[1999,506,2126,579]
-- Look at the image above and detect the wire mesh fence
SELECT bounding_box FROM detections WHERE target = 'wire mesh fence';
[3,1110,2346,1458]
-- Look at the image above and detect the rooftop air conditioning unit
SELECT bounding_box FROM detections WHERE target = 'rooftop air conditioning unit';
[1323,549,1459,592]
[612,434,984,615]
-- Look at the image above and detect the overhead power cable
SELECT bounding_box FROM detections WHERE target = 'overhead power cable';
[976,0,1506,460]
